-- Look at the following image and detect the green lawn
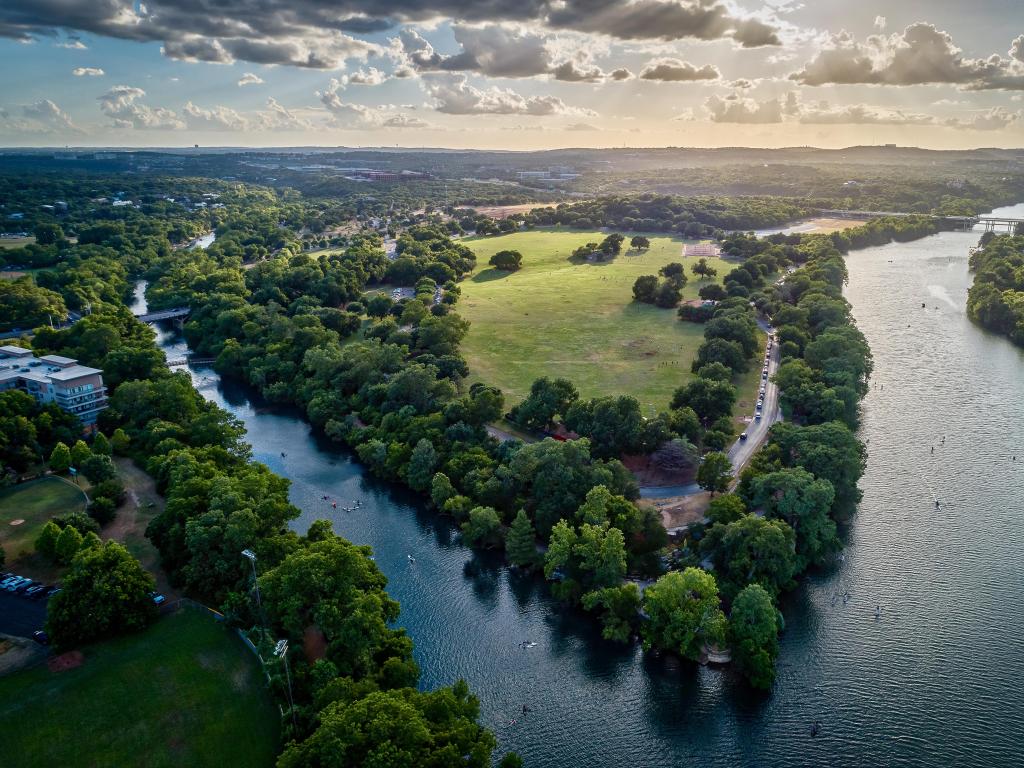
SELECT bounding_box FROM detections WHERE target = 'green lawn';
[0,477,88,562]
[461,229,733,415]
[0,609,280,768]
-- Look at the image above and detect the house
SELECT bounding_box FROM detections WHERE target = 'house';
[0,345,108,429]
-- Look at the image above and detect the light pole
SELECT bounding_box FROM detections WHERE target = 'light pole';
[274,639,297,731]
[241,549,264,635]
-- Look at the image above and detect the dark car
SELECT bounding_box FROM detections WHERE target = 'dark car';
[14,580,36,594]
[31,630,49,646]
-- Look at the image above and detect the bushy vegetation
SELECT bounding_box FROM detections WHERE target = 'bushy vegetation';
[967,233,1024,346]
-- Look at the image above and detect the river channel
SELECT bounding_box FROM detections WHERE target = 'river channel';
[133,204,1024,766]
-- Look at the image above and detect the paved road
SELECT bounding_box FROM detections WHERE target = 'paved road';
[0,589,48,638]
[639,323,782,499]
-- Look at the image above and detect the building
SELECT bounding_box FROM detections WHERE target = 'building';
[0,345,108,429]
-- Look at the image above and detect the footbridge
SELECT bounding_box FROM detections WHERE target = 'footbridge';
[134,307,191,323]
[818,209,987,231]
[165,357,215,367]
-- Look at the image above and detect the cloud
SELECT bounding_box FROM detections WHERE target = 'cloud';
[72,66,104,76]
[398,24,621,82]
[703,92,789,123]
[790,24,1024,90]
[0,0,781,65]
[97,85,185,130]
[183,101,249,130]
[341,67,389,86]
[797,101,937,126]
[564,122,599,131]
[609,68,633,81]
[22,99,81,132]
[381,113,431,128]
[639,58,719,82]
[874,16,886,32]
[425,74,596,116]
[946,107,1020,131]
[1013,35,1024,64]
[238,72,264,86]
[255,97,313,130]
[57,39,87,50]
[544,0,780,46]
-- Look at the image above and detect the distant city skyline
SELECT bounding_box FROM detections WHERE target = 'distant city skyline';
[0,1,1022,149]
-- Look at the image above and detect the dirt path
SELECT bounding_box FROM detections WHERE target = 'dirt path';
[108,458,177,598]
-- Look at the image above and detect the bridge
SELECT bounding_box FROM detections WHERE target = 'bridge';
[816,209,1024,232]
[166,357,215,367]
[134,307,191,323]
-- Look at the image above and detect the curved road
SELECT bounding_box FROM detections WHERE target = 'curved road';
[640,324,782,499]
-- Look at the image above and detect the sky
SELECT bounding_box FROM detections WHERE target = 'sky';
[0,1,1022,150]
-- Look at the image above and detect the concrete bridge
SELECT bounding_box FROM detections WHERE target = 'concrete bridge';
[166,357,215,367]
[976,216,1024,233]
[134,307,191,323]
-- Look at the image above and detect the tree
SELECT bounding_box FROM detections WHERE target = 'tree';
[641,568,726,661]
[729,583,780,689]
[630,235,650,251]
[111,428,131,455]
[692,257,717,281]
[45,543,155,648]
[49,441,71,474]
[632,272,660,303]
[701,515,796,601]
[582,583,641,642]
[92,431,112,456]
[697,452,733,495]
[510,377,578,431]
[81,454,117,483]
[35,520,61,559]
[707,493,746,526]
[277,683,496,768]
[54,524,85,565]
[749,467,838,570]
[564,395,644,459]
[405,439,438,493]
[600,233,625,256]
[654,280,683,308]
[671,378,737,425]
[461,506,504,549]
[489,250,523,271]
[70,439,91,468]
[506,510,539,568]
[430,472,457,509]
[692,337,748,374]
[699,283,728,301]
[34,222,64,246]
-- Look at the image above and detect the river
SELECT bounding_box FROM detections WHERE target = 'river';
[134,203,1024,766]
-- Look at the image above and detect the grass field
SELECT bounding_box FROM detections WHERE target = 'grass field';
[461,229,734,414]
[0,609,280,768]
[0,477,88,563]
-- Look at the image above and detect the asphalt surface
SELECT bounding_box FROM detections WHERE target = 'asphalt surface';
[639,325,782,500]
[0,587,48,638]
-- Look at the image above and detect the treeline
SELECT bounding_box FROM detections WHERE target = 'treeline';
[967,232,1024,346]
[522,194,807,235]
[9,226,506,766]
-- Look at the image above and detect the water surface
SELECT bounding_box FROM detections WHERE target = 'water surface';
[141,204,1024,765]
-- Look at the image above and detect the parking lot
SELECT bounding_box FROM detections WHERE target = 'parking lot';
[0,583,49,638]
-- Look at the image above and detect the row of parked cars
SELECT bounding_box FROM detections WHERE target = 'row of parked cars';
[740,332,775,441]
[0,572,60,601]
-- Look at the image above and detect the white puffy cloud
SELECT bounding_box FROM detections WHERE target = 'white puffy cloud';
[341,67,389,86]
[425,74,596,116]
[639,58,719,82]
[255,97,314,130]
[797,101,937,126]
[791,24,1024,91]
[238,72,264,86]
[381,113,431,128]
[97,85,185,129]
[183,101,249,130]
[22,99,81,132]
[72,66,104,76]
[1012,35,1024,64]
[946,107,1020,131]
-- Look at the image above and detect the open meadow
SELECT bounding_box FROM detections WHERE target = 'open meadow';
[462,229,737,414]
[0,608,280,768]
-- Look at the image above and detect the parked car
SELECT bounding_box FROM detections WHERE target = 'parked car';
[14,580,36,594]
[31,631,49,646]
[740,432,748,441]
[150,591,166,606]
[4,576,29,591]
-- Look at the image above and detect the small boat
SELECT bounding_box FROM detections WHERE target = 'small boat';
[407,554,416,563]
